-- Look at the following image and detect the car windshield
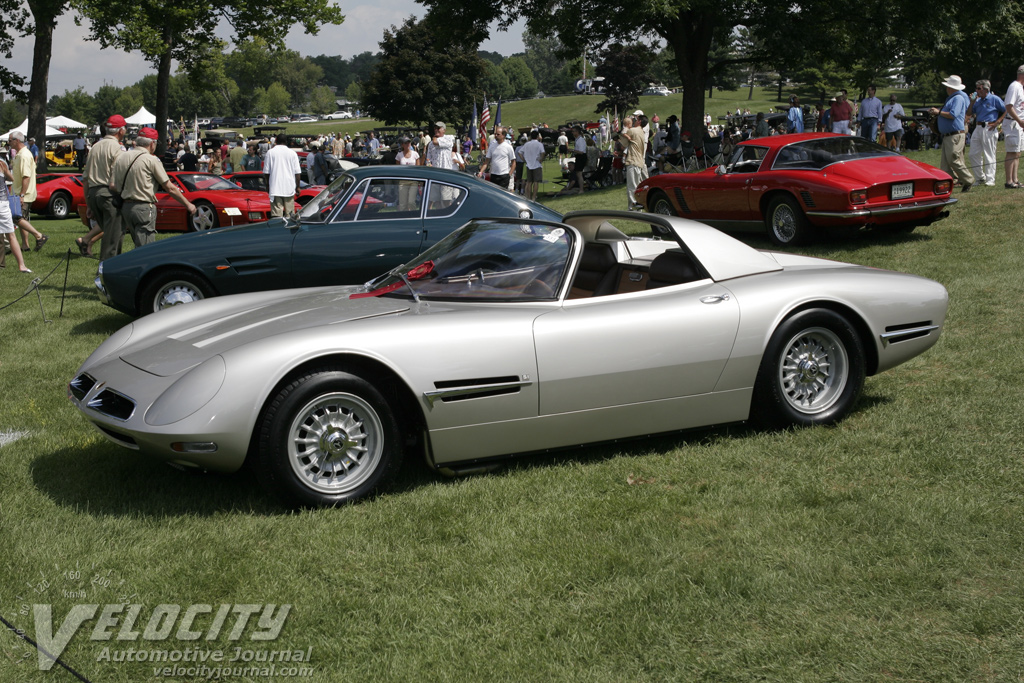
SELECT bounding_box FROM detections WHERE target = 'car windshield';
[174,174,244,192]
[298,173,357,222]
[358,220,573,302]
[771,137,899,171]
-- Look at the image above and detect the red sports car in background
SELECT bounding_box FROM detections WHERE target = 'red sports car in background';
[78,172,278,232]
[223,171,324,206]
[636,132,956,246]
[33,173,85,219]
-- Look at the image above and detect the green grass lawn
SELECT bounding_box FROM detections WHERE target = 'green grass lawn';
[2,140,1024,681]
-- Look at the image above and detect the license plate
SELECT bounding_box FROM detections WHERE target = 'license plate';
[891,182,914,200]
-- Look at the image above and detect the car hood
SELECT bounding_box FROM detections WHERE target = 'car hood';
[823,156,940,186]
[118,288,409,377]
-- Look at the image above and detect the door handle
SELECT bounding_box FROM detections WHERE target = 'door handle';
[700,294,730,304]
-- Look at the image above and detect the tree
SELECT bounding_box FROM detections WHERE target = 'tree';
[113,86,144,116]
[480,61,510,100]
[310,54,351,90]
[255,82,291,116]
[593,43,654,115]
[75,0,343,153]
[92,84,123,119]
[521,31,571,94]
[47,86,96,124]
[309,85,337,115]
[345,81,362,106]
[363,17,486,126]
[274,52,324,109]
[501,56,538,99]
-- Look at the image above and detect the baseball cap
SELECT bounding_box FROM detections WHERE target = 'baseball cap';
[107,114,126,127]
[139,127,159,140]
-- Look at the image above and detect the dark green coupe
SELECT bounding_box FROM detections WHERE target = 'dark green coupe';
[96,166,561,316]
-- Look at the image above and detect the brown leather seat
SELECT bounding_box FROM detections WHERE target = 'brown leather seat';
[569,243,619,298]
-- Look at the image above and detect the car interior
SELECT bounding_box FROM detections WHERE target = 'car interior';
[564,218,707,299]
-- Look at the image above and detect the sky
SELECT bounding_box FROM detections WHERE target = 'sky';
[8,0,526,97]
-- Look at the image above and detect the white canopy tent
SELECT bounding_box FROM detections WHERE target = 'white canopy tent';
[0,118,64,141]
[46,115,88,129]
[124,106,156,125]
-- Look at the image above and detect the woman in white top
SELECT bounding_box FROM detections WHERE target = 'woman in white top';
[395,137,420,210]
[197,150,210,173]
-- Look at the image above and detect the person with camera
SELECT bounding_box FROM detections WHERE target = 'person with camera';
[616,115,648,211]
[111,127,196,248]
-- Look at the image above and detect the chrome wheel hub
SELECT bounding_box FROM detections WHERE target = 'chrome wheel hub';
[287,392,383,494]
[772,206,796,242]
[156,282,204,310]
[779,327,848,414]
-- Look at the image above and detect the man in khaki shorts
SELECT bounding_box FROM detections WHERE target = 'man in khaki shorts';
[111,127,196,246]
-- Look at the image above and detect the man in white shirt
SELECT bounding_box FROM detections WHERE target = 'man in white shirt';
[263,134,301,217]
[1004,65,1024,188]
[520,130,546,201]
[477,127,516,191]
[881,94,906,151]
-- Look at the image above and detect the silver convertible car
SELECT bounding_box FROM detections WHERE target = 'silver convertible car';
[69,212,948,507]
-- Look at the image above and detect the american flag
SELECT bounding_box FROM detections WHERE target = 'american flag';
[479,96,491,151]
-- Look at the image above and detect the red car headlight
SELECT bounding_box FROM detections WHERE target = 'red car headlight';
[849,189,867,204]
[933,179,952,195]
[248,212,263,221]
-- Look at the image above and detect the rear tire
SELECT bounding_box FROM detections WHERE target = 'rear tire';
[766,195,812,246]
[256,369,403,507]
[751,309,865,429]
[49,191,71,219]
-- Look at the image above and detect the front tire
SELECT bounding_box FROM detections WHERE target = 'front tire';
[140,269,215,314]
[766,195,811,246]
[255,370,403,507]
[49,191,71,219]
[650,191,677,216]
[751,309,865,429]
[190,201,218,232]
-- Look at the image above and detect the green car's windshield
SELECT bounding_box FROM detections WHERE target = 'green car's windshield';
[298,173,357,222]
[357,220,573,302]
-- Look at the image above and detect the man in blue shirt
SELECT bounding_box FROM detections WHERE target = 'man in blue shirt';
[787,96,804,133]
[968,79,1005,186]
[929,74,974,191]
[859,86,883,142]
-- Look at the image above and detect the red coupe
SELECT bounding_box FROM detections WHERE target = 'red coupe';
[636,133,956,246]
[78,172,277,232]
[33,173,85,219]
[222,171,324,206]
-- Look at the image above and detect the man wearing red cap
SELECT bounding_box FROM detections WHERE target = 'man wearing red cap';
[111,127,196,248]
[84,114,127,261]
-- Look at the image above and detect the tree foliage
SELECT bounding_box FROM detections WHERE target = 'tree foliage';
[309,85,337,115]
[501,56,538,99]
[47,86,96,124]
[593,43,654,114]
[74,0,342,152]
[363,17,486,126]
[256,82,291,115]
[481,60,510,100]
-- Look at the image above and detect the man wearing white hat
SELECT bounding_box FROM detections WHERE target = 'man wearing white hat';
[929,75,974,192]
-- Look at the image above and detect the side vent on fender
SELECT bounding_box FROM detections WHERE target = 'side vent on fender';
[672,187,691,213]
[800,191,816,208]
[424,375,531,405]
[880,321,938,345]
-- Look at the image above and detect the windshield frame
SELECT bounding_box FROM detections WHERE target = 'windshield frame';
[362,217,577,304]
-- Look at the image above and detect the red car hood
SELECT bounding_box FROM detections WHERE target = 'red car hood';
[823,156,943,186]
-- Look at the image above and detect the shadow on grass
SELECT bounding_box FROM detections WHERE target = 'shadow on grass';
[737,226,933,255]
[68,311,132,336]
[35,393,890,515]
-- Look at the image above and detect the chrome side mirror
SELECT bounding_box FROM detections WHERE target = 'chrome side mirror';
[715,165,726,175]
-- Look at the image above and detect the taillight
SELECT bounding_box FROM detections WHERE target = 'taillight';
[934,179,952,194]
[849,189,867,204]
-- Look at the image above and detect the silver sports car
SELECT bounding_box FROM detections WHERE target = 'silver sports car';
[69,212,948,507]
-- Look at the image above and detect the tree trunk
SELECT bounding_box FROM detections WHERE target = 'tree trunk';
[665,12,715,136]
[26,0,61,146]
[155,26,174,156]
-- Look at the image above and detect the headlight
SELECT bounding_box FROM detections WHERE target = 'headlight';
[248,211,263,221]
[145,355,226,426]
[518,208,532,219]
